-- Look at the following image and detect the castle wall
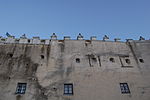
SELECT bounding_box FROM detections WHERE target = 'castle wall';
[0,39,150,100]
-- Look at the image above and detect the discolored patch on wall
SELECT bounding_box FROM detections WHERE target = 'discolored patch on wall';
[16,95,22,100]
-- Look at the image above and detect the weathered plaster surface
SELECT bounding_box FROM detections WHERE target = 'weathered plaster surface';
[0,40,150,100]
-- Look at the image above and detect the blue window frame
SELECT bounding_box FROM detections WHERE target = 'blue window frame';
[120,83,130,94]
[16,83,27,94]
[64,83,73,95]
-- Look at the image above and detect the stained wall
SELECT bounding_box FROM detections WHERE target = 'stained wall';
[0,39,150,100]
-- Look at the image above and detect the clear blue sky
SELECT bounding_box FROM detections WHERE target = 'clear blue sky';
[0,0,150,41]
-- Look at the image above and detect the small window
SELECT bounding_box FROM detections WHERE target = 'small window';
[16,83,27,94]
[64,83,73,95]
[28,39,30,43]
[92,58,97,62]
[109,58,115,62]
[76,58,80,63]
[120,83,130,94]
[9,54,13,58]
[125,59,130,64]
[7,53,13,58]
[139,59,144,63]
[41,55,44,59]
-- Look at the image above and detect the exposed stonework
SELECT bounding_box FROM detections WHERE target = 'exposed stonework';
[0,34,150,100]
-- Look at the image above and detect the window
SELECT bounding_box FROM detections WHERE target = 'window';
[92,58,97,62]
[109,58,115,62]
[139,59,144,63]
[76,58,80,63]
[120,83,130,94]
[125,59,130,64]
[28,39,30,43]
[16,83,27,94]
[64,83,73,95]
[7,53,13,58]
[41,55,44,59]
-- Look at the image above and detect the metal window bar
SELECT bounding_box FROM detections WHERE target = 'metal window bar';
[64,84,73,95]
[120,83,130,94]
[16,83,27,94]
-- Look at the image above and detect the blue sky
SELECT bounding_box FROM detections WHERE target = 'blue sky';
[0,0,150,41]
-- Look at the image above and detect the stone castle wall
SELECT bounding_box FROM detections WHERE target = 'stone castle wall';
[0,34,150,100]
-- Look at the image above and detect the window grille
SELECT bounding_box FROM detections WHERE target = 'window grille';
[120,83,130,94]
[16,83,27,94]
[64,83,73,95]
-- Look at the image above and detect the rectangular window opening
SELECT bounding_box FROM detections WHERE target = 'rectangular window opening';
[16,83,27,94]
[120,83,130,94]
[64,83,73,95]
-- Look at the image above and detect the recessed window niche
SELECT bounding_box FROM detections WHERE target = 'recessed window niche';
[109,58,115,62]
[76,58,80,63]
[139,59,144,63]
[125,59,130,64]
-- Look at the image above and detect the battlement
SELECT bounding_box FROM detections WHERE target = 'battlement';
[0,33,148,45]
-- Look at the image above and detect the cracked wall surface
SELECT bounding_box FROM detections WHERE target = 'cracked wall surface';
[0,40,150,100]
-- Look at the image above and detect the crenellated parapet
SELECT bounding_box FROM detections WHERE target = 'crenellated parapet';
[0,33,149,45]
